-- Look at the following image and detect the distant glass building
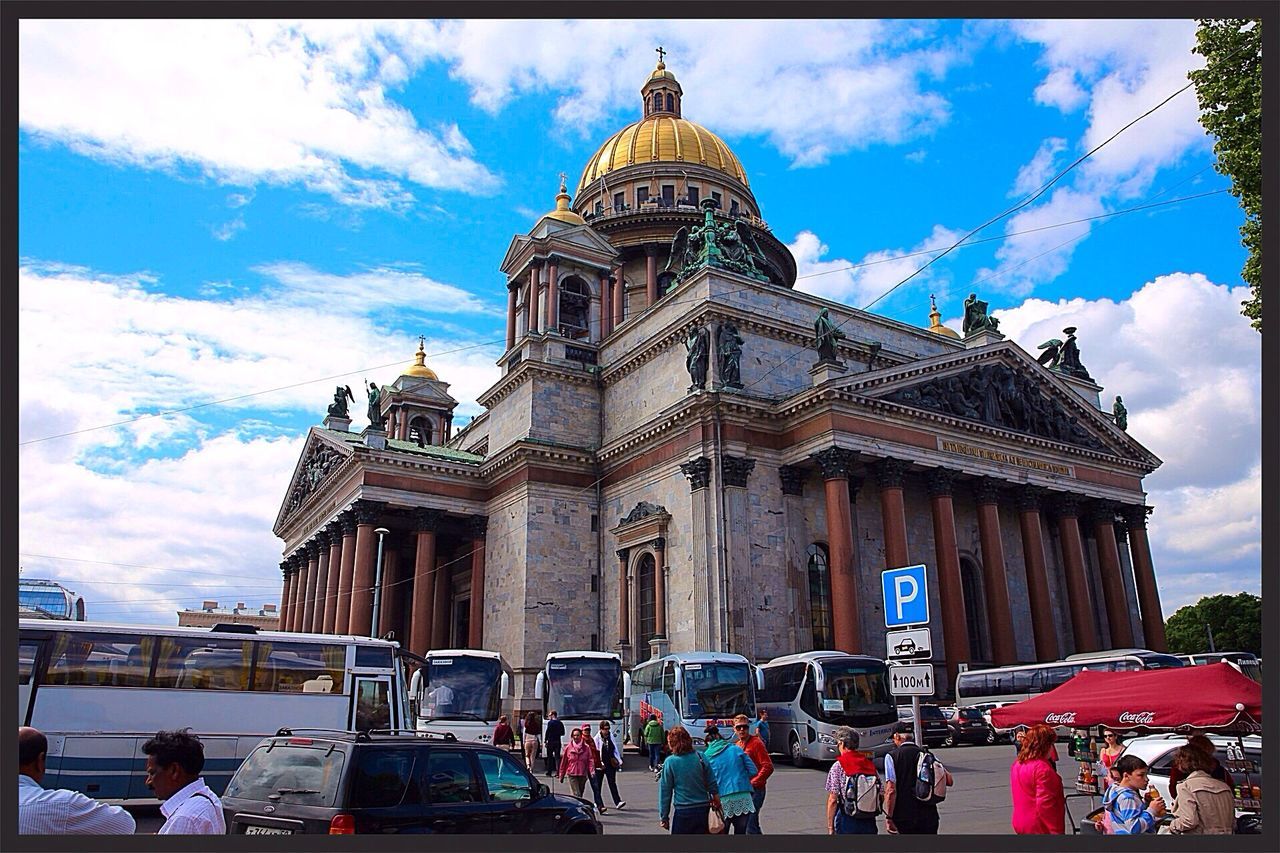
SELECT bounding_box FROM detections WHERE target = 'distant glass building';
[18,578,85,621]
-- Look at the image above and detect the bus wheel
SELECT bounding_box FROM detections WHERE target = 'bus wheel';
[789,735,810,769]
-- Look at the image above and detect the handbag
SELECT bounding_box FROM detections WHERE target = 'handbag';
[698,754,727,834]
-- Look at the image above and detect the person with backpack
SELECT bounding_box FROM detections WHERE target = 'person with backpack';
[1009,723,1065,834]
[883,721,953,834]
[642,714,666,776]
[543,710,565,778]
[702,725,757,833]
[825,726,881,835]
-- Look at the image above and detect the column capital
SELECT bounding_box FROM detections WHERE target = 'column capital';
[652,537,666,552]
[352,499,383,525]
[779,465,807,496]
[1118,503,1153,530]
[679,457,712,491]
[874,457,910,490]
[811,446,857,480]
[304,539,322,559]
[280,560,291,579]
[528,258,544,269]
[721,455,756,488]
[1091,500,1121,526]
[411,507,446,532]
[972,477,1004,506]
[645,244,659,257]
[1015,485,1048,513]
[338,509,359,535]
[314,528,331,548]
[616,548,630,562]
[1052,492,1085,518]
[467,515,488,539]
[925,468,956,498]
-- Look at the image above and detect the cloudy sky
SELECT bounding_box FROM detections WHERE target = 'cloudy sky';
[17,18,1258,627]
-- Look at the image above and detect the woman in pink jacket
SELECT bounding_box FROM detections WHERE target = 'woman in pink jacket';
[557,728,597,799]
[1009,723,1066,834]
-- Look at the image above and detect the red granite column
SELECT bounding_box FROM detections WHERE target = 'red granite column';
[813,447,861,654]
[300,540,320,634]
[645,246,658,308]
[1054,494,1098,653]
[1092,502,1135,648]
[287,557,303,631]
[334,511,358,634]
[279,561,293,631]
[974,479,1017,665]
[876,459,911,569]
[527,262,540,334]
[311,532,331,631]
[617,549,631,645]
[613,264,625,327]
[546,256,560,334]
[322,521,343,633]
[1015,488,1059,661]
[349,501,382,637]
[506,281,518,349]
[467,517,487,649]
[431,549,451,649]
[408,509,443,657]
[654,539,668,637]
[600,273,612,337]
[1122,506,1167,651]
[927,470,970,689]
[378,536,400,641]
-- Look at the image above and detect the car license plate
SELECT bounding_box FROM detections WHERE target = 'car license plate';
[245,826,293,835]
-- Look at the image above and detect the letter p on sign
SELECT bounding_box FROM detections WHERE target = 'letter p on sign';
[882,565,930,628]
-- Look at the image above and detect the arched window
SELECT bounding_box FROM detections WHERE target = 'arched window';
[665,92,674,112]
[637,553,657,646]
[960,558,988,663]
[558,276,591,338]
[653,92,663,113]
[807,543,832,650]
[408,416,432,447]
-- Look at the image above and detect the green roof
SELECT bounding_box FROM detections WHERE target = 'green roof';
[318,428,484,465]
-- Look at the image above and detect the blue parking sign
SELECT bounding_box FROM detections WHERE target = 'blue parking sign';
[882,564,929,628]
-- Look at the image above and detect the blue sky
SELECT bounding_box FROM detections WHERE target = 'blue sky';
[17,19,1259,628]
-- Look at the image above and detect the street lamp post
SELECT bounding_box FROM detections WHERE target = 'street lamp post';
[371,527,390,638]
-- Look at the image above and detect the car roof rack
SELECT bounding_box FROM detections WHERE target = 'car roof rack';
[273,727,371,741]
[367,728,459,741]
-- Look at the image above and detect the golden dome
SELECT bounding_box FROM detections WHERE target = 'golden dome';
[543,174,586,225]
[402,337,439,380]
[927,294,961,339]
[577,115,749,193]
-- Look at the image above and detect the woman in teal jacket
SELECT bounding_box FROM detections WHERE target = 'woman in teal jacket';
[658,726,719,834]
[701,725,757,833]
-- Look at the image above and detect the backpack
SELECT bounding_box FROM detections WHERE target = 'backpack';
[914,750,948,803]
[840,770,883,818]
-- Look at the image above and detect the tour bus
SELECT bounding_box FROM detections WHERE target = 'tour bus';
[954,649,1184,709]
[1176,651,1262,683]
[18,619,411,803]
[534,651,631,739]
[627,651,760,747]
[408,648,514,742]
[18,578,86,621]
[756,651,898,766]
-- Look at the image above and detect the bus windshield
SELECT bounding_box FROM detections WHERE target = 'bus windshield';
[682,662,752,720]
[424,656,502,722]
[816,660,894,727]
[546,658,622,719]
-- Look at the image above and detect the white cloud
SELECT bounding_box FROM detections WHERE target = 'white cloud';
[1012,137,1068,196]
[18,20,500,206]
[790,223,965,309]
[992,271,1260,615]
[212,216,246,242]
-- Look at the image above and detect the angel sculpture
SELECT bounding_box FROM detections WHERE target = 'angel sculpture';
[1036,338,1063,370]
[328,384,355,418]
[666,227,693,276]
[733,219,765,271]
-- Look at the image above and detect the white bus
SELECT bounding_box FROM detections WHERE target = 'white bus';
[756,651,898,765]
[408,648,513,742]
[627,651,759,746]
[1175,651,1262,683]
[534,651,630,738]
[954,649,1184,709]
[18,619,410,803]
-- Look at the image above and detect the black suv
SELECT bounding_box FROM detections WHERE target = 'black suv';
[896,704,951,748]
[940,706,996,746]
[223,729,602,835]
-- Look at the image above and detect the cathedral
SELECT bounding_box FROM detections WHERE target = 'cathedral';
[272,55,1168,702]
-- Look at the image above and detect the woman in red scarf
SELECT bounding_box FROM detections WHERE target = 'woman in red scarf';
[824,727,880,834]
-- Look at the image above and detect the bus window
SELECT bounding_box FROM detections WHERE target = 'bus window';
[354,678,393,732]
[662,661,678,709]
[355,645,393,670]
[253,642,346,693]
[19,641,40,685]
[156,637,252,690]
[1040,666,1075,691]
[45,632,153,687]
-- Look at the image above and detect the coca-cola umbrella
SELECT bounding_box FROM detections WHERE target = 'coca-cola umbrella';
[990,663,1262,733]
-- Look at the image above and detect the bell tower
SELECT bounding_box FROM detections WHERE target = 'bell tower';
[379,338,458,447]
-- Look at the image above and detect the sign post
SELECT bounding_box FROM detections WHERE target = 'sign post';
[883,565,932,747]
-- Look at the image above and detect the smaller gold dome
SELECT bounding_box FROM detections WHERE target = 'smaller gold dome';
[927,294,961,339]
[403,336,439,380]
[543,174,586,226]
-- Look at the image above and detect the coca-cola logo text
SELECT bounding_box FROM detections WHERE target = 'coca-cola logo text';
[1118,711,1156,725]
[1044,712,1076,725]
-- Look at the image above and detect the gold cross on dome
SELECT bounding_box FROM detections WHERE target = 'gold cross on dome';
[656,46,666,64]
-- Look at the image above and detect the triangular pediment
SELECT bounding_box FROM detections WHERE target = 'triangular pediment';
[273,428,355,532]
[843,343,1159,466]
[500,224,618,276]
[391,376,457,406]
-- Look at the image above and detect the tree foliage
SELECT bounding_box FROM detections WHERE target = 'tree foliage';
[1164,592,1261,656]
[1189,19,1262,332]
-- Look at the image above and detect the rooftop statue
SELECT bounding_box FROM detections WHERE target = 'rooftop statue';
[365,380,386,431]
[1057,326,1092,381]
[666,199,769,285]
[685,323,710,391]
[962,292,1001,336]
[813,308,846,364]
[1036,338,1063,369]
[1113,395,1128,431]
[718,322,744,388]
[328,384,355,418]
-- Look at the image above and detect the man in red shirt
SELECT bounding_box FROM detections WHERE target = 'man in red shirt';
[734,714,774,833]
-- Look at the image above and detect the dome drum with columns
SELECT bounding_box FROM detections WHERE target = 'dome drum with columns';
[274,51,1169,718]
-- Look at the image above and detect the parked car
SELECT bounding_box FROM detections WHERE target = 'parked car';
[1116,732,1262,814]
[896,704,951,748]
[971,702,1017,743]
[222,728,603,835]
[940,706,997,746]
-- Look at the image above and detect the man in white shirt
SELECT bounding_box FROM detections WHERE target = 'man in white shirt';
[142,729,226,834]
[429,683,455,715]
[18,726,136,835]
